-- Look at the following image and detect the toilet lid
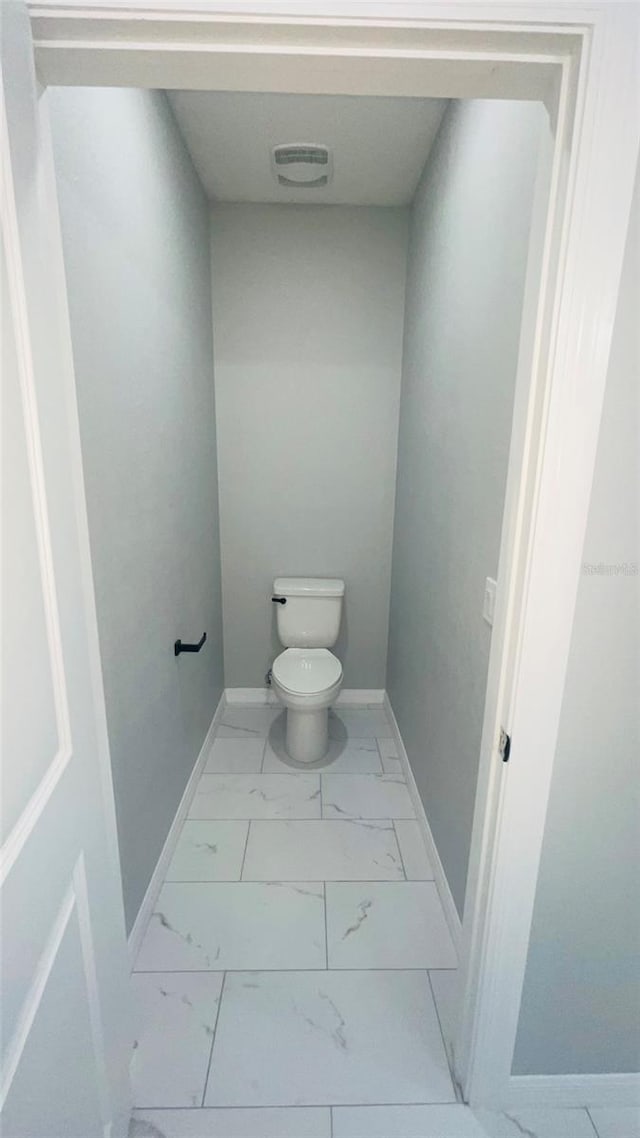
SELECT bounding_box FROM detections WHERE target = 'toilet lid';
[272,648,342,695]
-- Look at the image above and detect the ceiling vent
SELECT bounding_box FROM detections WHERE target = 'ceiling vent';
[271,144,333,188]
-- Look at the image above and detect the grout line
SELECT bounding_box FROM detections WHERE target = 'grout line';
[208,818,394,826]
[157,877,415,887]
[320,773,325,818]
[260,736,268,773]
[173,877,404,885]
[200,970,226,1108]
[157,877,420,885]
[133,966,453,975]
[427,970,458,1100]
[330,1103,334,1138]
[186,815,416,822]
[585,1108,602,1138]
[200,771,322,779]
[239,821,251,881]
[214,733,267,740]
[392,820,408,881]
[323,882,329,970]
[134,1100,459,1112]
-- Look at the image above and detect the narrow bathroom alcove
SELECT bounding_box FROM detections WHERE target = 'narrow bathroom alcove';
[46,84,550,1132]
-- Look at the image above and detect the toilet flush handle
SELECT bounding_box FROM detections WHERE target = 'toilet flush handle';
[271,596,287,605]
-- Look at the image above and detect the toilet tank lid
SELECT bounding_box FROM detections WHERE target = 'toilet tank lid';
[273,577,345,598]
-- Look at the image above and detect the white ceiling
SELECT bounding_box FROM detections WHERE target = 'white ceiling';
[167,91,448,206]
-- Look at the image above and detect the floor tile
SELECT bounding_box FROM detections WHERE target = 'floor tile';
[476,1108,599,1138]
[394,820,435,879]
[263,736,382,774]
[188,773,321,819]
[327,882,458,969]
[242,820,404,881]
[205,970,454,1107]
[377,737,403,774]
[130,1106,331,1137]
[165,821,248,882]
[377,737,399,759]
[216,708,281,738]
[130,972,223,1108]
[322,773,415,819]
[589,1108,640,1138]
[133,882,325,971]
[429,969,461,1059]
[333,1104,489,1136]
[380,755,404,776]
[204,737,265,773]
[329,709,393,738]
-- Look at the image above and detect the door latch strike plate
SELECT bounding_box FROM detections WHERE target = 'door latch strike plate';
[499,727,511,762]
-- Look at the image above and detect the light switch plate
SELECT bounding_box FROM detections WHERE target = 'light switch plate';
[483,577,497,626]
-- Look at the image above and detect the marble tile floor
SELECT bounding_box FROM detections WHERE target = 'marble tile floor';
[130,1105,634,1138]
[129,705,627,1138]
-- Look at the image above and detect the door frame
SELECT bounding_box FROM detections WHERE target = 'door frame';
[25,0,640,1109]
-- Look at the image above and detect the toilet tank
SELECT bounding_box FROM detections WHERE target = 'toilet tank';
[273,577,345,648]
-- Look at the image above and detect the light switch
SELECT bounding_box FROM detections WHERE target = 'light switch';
[483,577,497,626]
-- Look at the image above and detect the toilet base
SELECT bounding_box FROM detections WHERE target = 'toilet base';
[285,707,329,764]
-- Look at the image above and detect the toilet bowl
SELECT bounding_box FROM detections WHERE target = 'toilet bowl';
[271,648,343,763]
[270,577,345,763]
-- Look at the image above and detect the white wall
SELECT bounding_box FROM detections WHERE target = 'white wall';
[49,88,224,933]
[387,100,546,916]
[211,203,408,688]
[513,162,640,1076]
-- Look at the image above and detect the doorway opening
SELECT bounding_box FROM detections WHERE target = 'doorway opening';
[46,80,550,1122]
[4,7,637,1135]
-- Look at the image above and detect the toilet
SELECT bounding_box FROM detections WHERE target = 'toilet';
[270,577,344,763]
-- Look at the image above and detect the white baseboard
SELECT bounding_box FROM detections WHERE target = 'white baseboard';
[224,687,279,705]
[127,692,225,968]
[336,689,385,706]
[224,687,385,707]
[383,692,463,956]
[508,1073,640,1108]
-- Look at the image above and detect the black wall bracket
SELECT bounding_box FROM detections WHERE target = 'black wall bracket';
[174,632,207,657]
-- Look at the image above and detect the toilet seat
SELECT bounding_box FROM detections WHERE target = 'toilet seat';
[272,648,342,696]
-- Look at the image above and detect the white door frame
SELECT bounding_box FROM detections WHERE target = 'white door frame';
[25,0,640,1109]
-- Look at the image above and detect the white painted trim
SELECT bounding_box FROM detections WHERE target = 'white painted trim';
[337,689,385,707]
[224,687,385,707]
[0,92,72,888]
[224,687,279,706]
[0,855,112,1120]
[20,0,640,1110]
[126,694,225,968]
[383,693,462,956]
[28,4,566,102]
[508,1074,640,1110]
[73,853,113,1132]
[457,10,640,1107]
[0,874,76,1108]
